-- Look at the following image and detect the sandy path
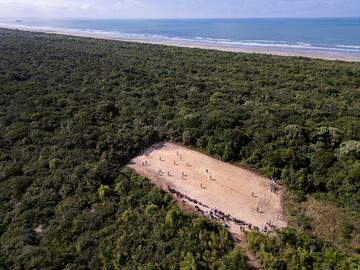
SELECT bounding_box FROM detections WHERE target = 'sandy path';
[128,142,287,234]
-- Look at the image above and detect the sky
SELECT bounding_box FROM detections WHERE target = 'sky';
[0,0,359,19]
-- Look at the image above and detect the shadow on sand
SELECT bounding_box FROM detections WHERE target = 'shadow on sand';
[142,142,166,156]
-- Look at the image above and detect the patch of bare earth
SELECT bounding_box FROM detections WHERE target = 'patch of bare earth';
[285,191,360,253]
[128,142,287,269]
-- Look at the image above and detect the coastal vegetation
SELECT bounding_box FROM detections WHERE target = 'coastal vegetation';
[0,28,359,269]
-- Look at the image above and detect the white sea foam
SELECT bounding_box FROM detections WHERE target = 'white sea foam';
[336,45,360,49]
[166,37,360,52]
[297,42,311,47]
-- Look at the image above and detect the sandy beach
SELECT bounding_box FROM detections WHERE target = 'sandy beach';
[2,25,360,62]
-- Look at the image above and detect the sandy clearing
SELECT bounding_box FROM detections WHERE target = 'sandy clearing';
[128,142,287,234]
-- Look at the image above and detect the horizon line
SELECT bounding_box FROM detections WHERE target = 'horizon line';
[1,16,360,20]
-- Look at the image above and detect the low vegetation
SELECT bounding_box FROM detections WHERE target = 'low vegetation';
[284,191,360,254]
[0,28,359,269]
[246,229,359,270]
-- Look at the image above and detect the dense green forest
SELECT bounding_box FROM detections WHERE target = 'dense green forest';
[0,28,359,269]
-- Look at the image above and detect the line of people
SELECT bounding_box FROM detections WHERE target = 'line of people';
[168,185,278,234]
[168,186,210,209]
[209,208,247,226]
[168,186,247,227]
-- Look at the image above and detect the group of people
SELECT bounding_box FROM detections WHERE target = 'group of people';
[168,186,248,228]
[270,182,279,193]
[266,220,277,230]
[145,153,280,234]
[209,208,247,226]
[168,186,210,209]
[168,185,280,234]
[141,161,149,167]
[270,176,280,193]
[145,152,215,191]
[259,224,277,233]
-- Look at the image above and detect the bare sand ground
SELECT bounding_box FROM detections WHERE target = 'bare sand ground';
[128,142,287,236]
[2,26,360,62]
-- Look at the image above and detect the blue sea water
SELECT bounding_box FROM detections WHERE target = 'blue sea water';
[1,18,360,57]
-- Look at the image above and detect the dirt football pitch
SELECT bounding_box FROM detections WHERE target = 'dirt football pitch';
[128,142,287,234]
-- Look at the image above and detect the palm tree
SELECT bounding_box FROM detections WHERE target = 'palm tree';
[97,184,110,198]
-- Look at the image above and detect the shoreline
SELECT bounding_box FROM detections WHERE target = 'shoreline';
[2,25,360,62]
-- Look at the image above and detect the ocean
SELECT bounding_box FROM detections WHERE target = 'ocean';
[1,18,360,58]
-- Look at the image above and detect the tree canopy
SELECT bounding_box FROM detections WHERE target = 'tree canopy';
[0,28,359,269]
